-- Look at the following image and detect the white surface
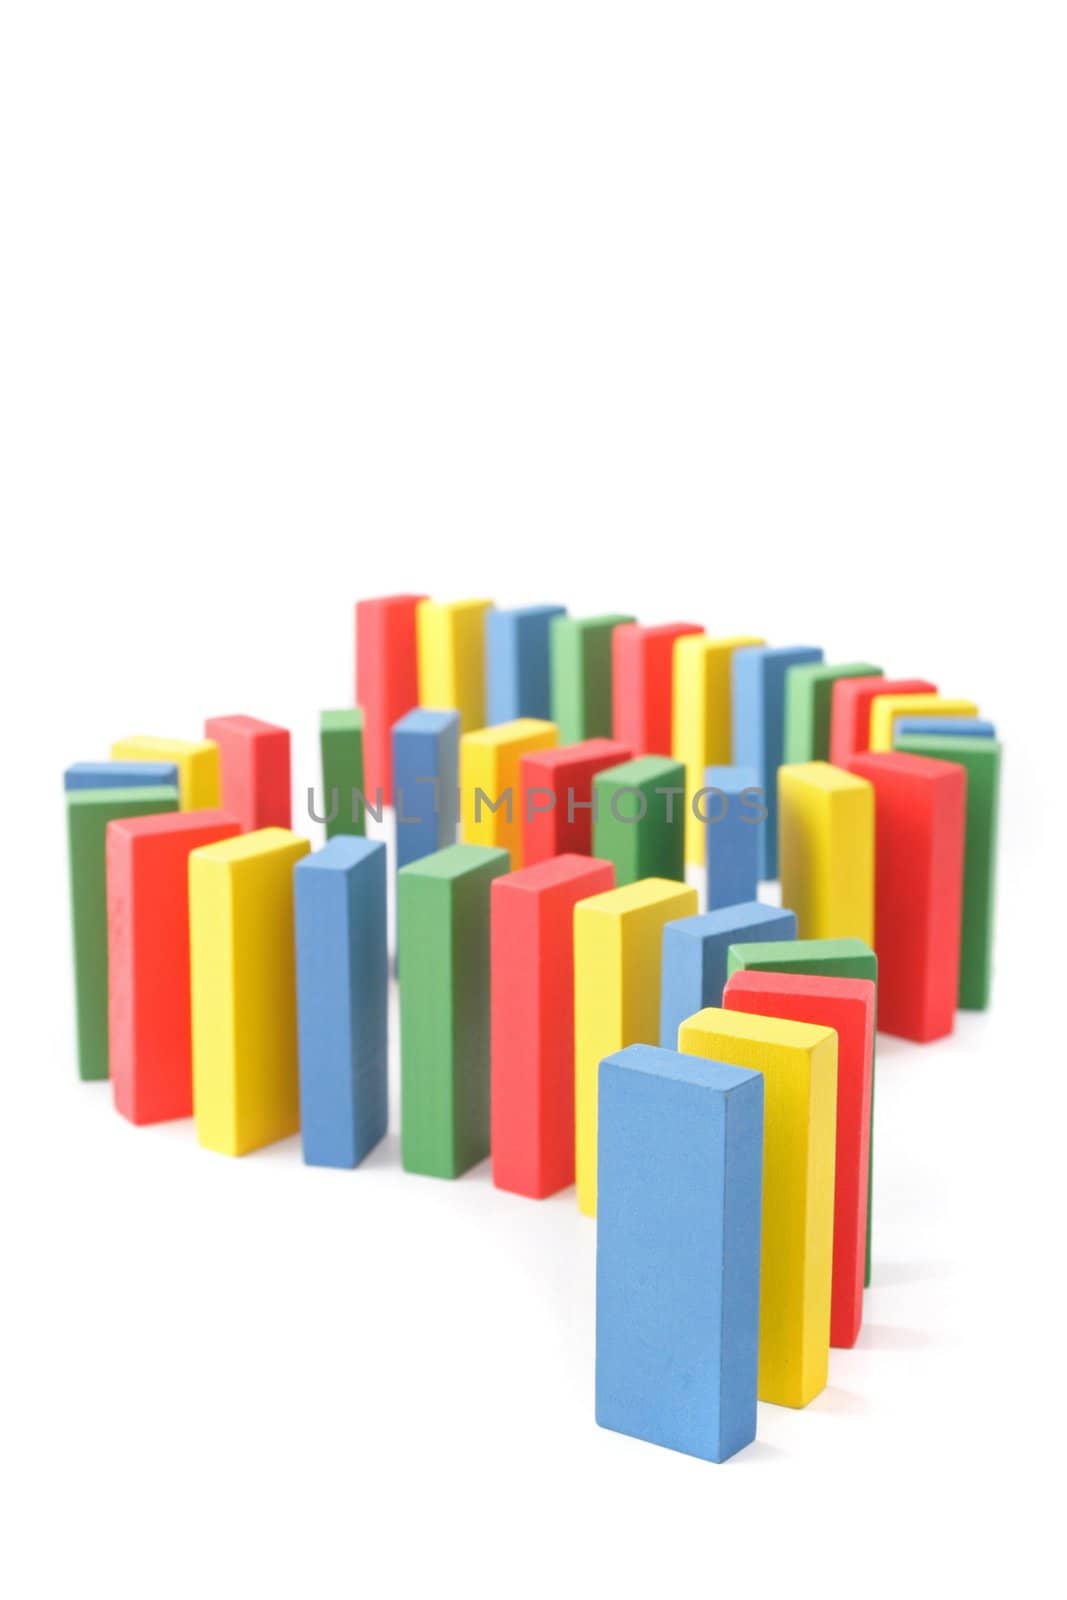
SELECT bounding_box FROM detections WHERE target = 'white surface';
[1,5,1062,1596]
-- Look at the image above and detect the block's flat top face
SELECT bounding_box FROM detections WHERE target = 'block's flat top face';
[494,853,614,895]
[490,604,566,623]
[523,738,629,772]
[670,903,789,941]
[596,755,683,786]
[68,785,180,812]
[578,878,695,918]
[299,836,385,873]
[702,764,758,790]
[735,644,823,670]
[393,708,460,737]
[419,597,493,619]
[617,621,702,642]
[677,632,764,658]
[399,842,509,881]
[792,660,881,684]
[107,808,234,841]
[726,969,876,1016]
[603,1042,761,1095]
[895,734,1001,761]
[682,1005,835,1054]
[849,751,966,787]
[357,593,427,613]
[320,709,364,733]
[738,936,875,964]
[895,718,996,739]
[64,760,179,786]
[839,675,933,700]
[192,826,308,865]
[462,718,555,749]
[780,760,870,793]
[556,613,634,634]
[114,734,212,756]
[204,714,286,738]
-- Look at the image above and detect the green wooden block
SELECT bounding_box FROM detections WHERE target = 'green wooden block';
[894,733,1001,1009]
[783,662,883,763]
[593,756,686,887]
[398,843,510,1178]
[67,785,180,1081]
[320,709,366,839]
[549,613,635,743]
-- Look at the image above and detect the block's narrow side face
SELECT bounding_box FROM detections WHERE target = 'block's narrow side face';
[350,846,389,1158]
[190,853,240,1154]
[574,905,625,1216]
[450,858,501,1174]
[399,873,457,1176]
[295,863,355,1166]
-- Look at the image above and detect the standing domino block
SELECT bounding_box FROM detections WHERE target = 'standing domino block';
[868,693,978,753]
[549,614,635,743]
[783,662,882,764]
[294,837,388,1168]
[592,756,686,887]
[612,622,703,756]
[596,1045,763,1463]
[828,676,936,767]
[107,809,240,1122]
[672,634,765,867]
[356,593,427,805]
[678,1008,837,1409]
[659,903,798,1049]
[204,714,291,831]
[520,738,632,865]
[189,828,311,1155]
[460,718,558,866]
[573,878,698,1216]
[732,644,824,878]
[724,971,874,1348]
[416,598,494,733]
[111,736,220,810]
[319,709,366,839]
[895,716,996,740]
[398,844,510,1178]
[845,752,966,1041]
[392,709,460,870]
[778,761,874,943]
[485,605,567,724]
[65,761,179,791]
[490,854,615,1198]
[701,765,763,910]
[67,785,180,1081]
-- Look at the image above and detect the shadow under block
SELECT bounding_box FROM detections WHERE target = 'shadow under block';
[392,709,460,870]
[897,732,1001,1011]
[491,854,615,1198]
[828,676,936,768]
[724,971,874,1349]
[398,844,510,1178]
[294,837,388,1168]
[486,605,567,724]
[204,714,291,831]
[107,809,240,1122]
[845,752,966,1042]
[67,786,180,1081]
[549,614,635,744]
[520,738,632,864]
[595,1045,763,1463]
[460,718,558,866]
[611,621,703,757]
[592,756,686,887]
[678,1008,837,1409]
[319,709,366,839]
[356,593,426,805]
[672,634,765,867]
[895,716,996,740]
[573,878,698,1216]
[778,761,874,943]
[783,661,882,764]
[189,828,311,1155]
[659,903,798,1049]
[868,694,978,753]
[702,765,762,910]
[416,597,494,734]
[65,760,179,791]
[731,644,824,878]
[110,736,220,810]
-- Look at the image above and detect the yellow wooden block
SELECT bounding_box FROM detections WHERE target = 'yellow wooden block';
[868,694,978,753]
[574,877,698,1217]
[679,1007,837,1408]
[416,598,494,733]
[779,761,874,943]
[111,735,221,810]
[460,718,557,866]
[189,827,310,1155]
[672,634,765,866]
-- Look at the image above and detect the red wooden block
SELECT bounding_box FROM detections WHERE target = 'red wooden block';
[520,738,632,864]
[355,594,428,805]
[723,969,875,1348]
[829,676,936,768]
[611,622,703,756]
[845,751,966,1042]
[203,714,291,831]
[490,853,615,1198]
[107,809,241,1124]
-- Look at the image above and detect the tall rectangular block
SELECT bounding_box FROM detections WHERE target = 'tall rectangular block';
[520,738,632,865]
[778,761,874,943]
[295,837,388,1168]
[111,736,220,810]
[356,593,427,804]
[549,613,635,744]
[659,903,798,1049]
[592,755,686,887]
[731,644,824,878]
[189,828,311,1154]
[319,709,366,839]
[416,597,494,733]
[868,693,978,752]
[392,709,460,870]
[460,718,558,866]
[107,809,240,1122]
[398,843,510,1177]
[829,676,936,767]
[672,634,765,866]
[678,1008,837,1409]
[490,854,614,1198]
[204,714,291,831]
[65,760,179,791]
[612,621,703,756]
[701,764,763,910]
[573,878,697,1216]
[485,604,567,724]
[783,661,882,764]
[596,1045,763,1463]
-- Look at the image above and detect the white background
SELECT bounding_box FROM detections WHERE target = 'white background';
[1,4,1063,1596]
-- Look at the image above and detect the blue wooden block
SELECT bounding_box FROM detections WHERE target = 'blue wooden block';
[894,716,996,740]
[596,1043,763,1463]
[64,760,180,791]
[392,709,460,870]
[294,836,388,1168]
[659,902,797,1048]
[485,604,567,724]
[702,764,761,910]
[731,644,823,878]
